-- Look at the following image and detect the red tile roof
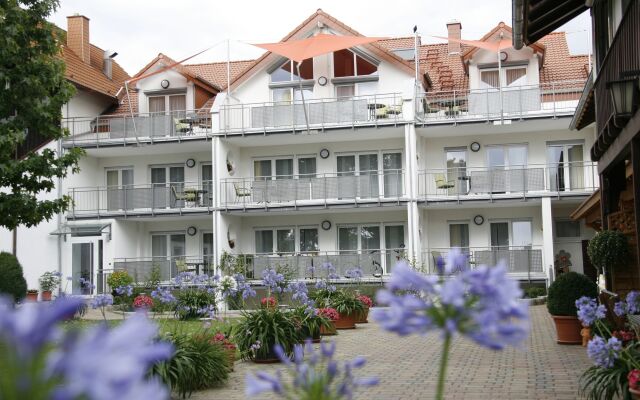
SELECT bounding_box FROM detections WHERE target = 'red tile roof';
[184,60,254,90]
[60,30,130,99]
[377,25,588,93]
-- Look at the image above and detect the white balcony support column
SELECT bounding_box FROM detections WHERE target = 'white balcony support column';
[541,197,555,285]
[422,209,429,272]
[404,123,420,262]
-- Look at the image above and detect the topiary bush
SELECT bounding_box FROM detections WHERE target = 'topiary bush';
[106,270,134,290]
[587,230,629,272]
[547,272,598,316]
[0,252,27,302]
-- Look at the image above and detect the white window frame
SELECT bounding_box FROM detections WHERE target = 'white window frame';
[147,93,187,114]
[105,166,134,187]
[479,65,529,89]
[254,226,297,255]
[487,218,533,248]
[554,219,582,241]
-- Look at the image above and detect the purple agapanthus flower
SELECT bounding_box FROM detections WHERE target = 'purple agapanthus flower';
[614,301,628,317]
[90,294,113,309]
[262,268,285,294]
[614,291,640,317]
[345,267,363,280]
[49,313,173,399]
[150,286,176,304]
[373,258,528,350]
[0,297,173,399]
[245,340,378,399]
[235,274,257,299]
[587,335,622,368]
[575,297,606,326]
[445,248,469,274]
[115,285,133,297]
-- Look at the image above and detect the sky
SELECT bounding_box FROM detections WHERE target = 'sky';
[48,0,592,75]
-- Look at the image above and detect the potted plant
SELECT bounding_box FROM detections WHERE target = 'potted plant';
[547,272,598,344]
[587,229,629,287]
[234,308,300,363]
[290,306,332,343]
[26,289,39,302]
[317,307,339,335]
[210,332,237,371]
[132,294,154,313]
[330,291,364,329]
[39,271,60,301]
[356,294,373,323]
[107,270,134,295]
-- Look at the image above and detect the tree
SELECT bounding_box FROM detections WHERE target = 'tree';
[0,0,83,229]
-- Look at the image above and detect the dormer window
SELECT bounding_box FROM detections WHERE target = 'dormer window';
[333,49,378,77]
[269,59,314,104]
[480,66,528,89]
[270,59,313,82]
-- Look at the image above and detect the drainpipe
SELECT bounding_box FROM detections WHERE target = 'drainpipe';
[512,0,525,50]
[57,109,65,288]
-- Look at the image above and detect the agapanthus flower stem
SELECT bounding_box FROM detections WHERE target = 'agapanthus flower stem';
[436,334,452,400]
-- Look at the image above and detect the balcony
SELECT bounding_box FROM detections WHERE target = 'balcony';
[218,249,403,280]
[220,170,406,210]
[68,181,213,218]
[422,247,545,279]
[415,81,585,125]
[112,255,215,283]
[418,162,598,202]
[216,93,405,135]
[61,110,212,147]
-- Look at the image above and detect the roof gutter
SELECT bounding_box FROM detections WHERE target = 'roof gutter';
[512,0,526,50]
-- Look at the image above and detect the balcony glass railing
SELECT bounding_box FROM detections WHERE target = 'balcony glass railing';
[220,170,405,208]
[62,110,212,146]
[68,181,213,216]
[422,247,544,277]
[217,93,404,134]
[112,255,215,283]
[219,249,405,280]
[418,162,598,200]
[416,81,585,124]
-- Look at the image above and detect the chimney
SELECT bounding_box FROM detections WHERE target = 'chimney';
[103,50,118,79]
[67,14,90,64]
[446,20,462,55]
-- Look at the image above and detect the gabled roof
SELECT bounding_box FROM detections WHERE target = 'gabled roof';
[59,29,130,99]
[227,9,428,91]
[185,60,254,91]
[461,22,545,62]
[131,53,221,93]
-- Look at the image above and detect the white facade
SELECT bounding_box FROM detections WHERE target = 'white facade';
[5,21,597,295]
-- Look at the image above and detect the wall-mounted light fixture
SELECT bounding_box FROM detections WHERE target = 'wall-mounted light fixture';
[607,78,638,127]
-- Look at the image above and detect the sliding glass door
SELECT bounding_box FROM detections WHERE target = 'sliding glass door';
[151,166,184,208]
[106,168,133,210]
[152,233,186,279]
[383,152,402,198]
[547,143,584,191]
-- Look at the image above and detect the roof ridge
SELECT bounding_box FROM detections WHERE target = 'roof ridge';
[185,59,255,66]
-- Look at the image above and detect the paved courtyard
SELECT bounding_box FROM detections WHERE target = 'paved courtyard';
[191,305,590,400]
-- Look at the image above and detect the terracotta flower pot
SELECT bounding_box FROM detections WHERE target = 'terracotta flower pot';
[253,350,281,364]
[630,387,640,400]
[320,321,337,335]
[26,291,38,302]
[581,326,592,347]
[334,312,357,329]
[41,290,52,302]
[356,307,370,324]
[551,315,583,344]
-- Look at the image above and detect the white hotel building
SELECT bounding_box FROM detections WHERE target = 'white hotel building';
[2,10,598,294]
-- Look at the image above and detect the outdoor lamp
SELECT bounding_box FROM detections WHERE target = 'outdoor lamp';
[607,78,638,125]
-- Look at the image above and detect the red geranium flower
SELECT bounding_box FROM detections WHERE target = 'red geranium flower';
[357,295,373,308]
[260,297,277,308]
[318,307,339,321]
[629,369,640,390]
[132,295,154,310]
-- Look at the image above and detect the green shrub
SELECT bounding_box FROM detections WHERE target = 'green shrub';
[174,288,216,320]
[289,306,332,340]
[587,230,629,272]
[106,270,133,290]
[524,286,547,298]
[234,308,300,361]
[547,272,598,316]
[0,252,27,302]
[152,332,230,398]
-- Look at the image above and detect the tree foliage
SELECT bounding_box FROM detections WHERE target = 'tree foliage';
[0,0,84,229]
[0,252,27,302]
[587,230,630,272]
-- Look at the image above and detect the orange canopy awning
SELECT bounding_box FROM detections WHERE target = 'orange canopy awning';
[253,33,387,63]
[432,36,512,53]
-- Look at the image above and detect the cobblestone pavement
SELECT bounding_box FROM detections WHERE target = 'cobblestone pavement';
[190,305,590,400]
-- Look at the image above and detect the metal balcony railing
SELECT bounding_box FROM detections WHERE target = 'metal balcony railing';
[421,247,544,278]
[220,170,406,208]
[415,81,585,124]
[62,110,212,146]
[68,181,213,217]
[220,249,405,280]
[217,93,405,134]
[418,162,598,200]
[112,255,215,283]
